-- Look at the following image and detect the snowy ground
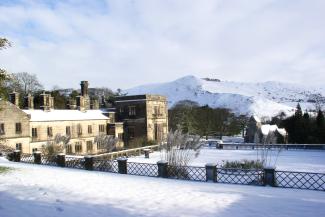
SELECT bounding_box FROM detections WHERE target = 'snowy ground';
[129,149,325,173]
[1,158,325,217]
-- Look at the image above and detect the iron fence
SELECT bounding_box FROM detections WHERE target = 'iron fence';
[65,157,85,169]
[8,151,325,192]
[168,165,206,181]
[276,170,325,191]
[127,162,158,177]
[20,153,34,164]
[41,156,57,166]
[93,159,118,173]
[217,168,264,186]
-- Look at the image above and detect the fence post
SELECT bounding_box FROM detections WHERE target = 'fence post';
[56,153,66,167]
[264,167,276,187]
[205,163,217,182]
[117,157,127,174]
[33,151,41,164]
[144,149,150,158]
[13,150,21,162]
[84,156,94,171]
[157,160,168,178]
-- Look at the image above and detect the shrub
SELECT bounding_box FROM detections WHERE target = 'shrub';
[159,129,203,168]
[221,159,263,169]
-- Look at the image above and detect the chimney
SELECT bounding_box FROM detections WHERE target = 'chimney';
[40,91,51,111]
[76,96,85,111]
[90,99,99,110]
[9,92,20,107]
[23,94,34,109]
[80,81,89,97]
[49,96,54,109]
[68,98,77,109]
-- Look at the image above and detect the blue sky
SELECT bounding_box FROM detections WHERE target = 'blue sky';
[0,0,324,90]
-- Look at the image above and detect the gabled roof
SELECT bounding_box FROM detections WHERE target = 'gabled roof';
[22,109,109,122]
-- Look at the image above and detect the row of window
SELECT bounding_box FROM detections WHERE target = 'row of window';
[31,124,107,138]
[0,123,22,135]
[118,105,162,117]
[66,140,110,154]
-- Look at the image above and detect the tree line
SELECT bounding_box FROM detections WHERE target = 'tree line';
[270,104,325,144]
[168,100,248,138]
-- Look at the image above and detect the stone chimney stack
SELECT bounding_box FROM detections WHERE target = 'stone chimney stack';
[80,81,89,97]
[80,81,90,110]
[40,92,53,111]
[76,96,85,112]
[23,94,34,109]
[9,92,20,107]
[90,99,99,110]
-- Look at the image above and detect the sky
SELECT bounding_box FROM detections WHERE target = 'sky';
[0,0,325,90]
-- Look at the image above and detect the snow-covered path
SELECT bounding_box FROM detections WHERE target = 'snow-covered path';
[1,158,325,217]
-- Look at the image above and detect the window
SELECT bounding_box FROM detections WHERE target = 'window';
[118,133,123,140]
[16,143,22,151]
[66,126,71,136]
[77,124,82,136]
[97,141,104,150]
[15,123,22,134]
[99,124,106,133]
[32,128,38,138]
[153,106,161,115]
[86,141,93,152]
[66,145,72,154]
[0,123,4,135]
[119,107,124,113]
[128,106,136,116]
[88,125,92,134]
[47,127,53,137]
[75,142,82,153]
[32,148,38,153]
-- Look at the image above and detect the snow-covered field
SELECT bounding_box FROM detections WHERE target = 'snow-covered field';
[1,158,325,217]
[129,149,325,173]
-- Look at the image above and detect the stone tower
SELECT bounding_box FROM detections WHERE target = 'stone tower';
[80,81,90,110]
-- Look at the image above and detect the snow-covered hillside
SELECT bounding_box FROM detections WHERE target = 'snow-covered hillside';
[126,75,325,118]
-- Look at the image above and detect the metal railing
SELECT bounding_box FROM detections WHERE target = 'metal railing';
[276,170,325,191]
[217,168,264,186]
[168,165,206,182]
[8,151,325,191]
[127,162,158,177]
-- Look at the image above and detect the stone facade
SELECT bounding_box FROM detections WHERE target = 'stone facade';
[0,82,168,154]
[115,95,168,146]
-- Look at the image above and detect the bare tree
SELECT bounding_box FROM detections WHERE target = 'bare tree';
[0,38,12,99]
[0,38,11,50]
[9,72,44,94]
[42,134,70,158]
[255,130,282,168]
[95,135,118,153]
[159,129,202,167]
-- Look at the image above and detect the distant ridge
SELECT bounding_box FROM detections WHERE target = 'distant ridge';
[126,75,325,118]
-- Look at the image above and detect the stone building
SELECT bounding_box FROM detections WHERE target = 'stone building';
[115,95,168,146]
[0,82,123,154]
[245,116,288,144]
[1,81,169,154]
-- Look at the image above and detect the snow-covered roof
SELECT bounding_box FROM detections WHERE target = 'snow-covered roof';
[252,115,261,123]
[22,109,109,122]
[260,124,287,136]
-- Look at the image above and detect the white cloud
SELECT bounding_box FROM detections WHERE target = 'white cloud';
[0,0,324,90]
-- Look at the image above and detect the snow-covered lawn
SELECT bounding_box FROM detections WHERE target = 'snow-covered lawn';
[129,149,325,173]
[1,158,325,217]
